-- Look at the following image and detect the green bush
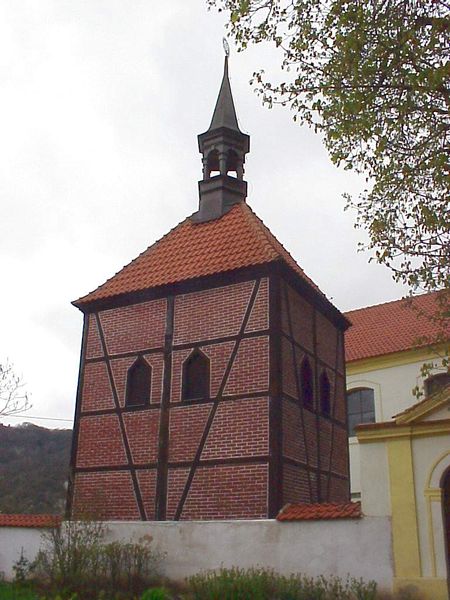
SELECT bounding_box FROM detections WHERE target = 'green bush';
[15,520,164,599]
[187,567,378,600]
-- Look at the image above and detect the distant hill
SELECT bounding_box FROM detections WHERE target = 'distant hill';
[0,422,72,514]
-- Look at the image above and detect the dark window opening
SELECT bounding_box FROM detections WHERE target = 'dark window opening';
[126,357,151,407]
[300,357,314,409]
[182,349,210,401]
[440,467,450,577]
[226,149,238,177]
[346,387,375,436]
[320,371,331,416]
[207,150,220,177]
[424,372,450,397]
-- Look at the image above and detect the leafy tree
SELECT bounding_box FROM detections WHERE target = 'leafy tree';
[209,0,449,308]
[0,360,31,416]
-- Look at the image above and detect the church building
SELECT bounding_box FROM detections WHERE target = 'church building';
[67,56,350,521]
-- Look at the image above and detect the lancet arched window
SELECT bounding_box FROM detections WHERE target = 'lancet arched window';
[300,357,314,410]
[126,357,151,407]
[182,349,210,401]
[320,371,331,416]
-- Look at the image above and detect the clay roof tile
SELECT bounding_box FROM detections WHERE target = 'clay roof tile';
[0,514,61,528]
[75,202,324,306]
[277,502,361,521]
[344,292,448,362]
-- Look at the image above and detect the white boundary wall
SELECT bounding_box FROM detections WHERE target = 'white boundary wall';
[0,517,393,590]
[0,526,44,580]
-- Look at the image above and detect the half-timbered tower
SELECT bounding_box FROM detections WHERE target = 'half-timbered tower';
[67,56,350,521]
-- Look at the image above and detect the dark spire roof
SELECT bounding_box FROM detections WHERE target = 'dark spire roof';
[195,53,250,222]
[208,56,241,132]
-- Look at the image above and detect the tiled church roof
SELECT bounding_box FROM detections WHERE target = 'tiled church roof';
[344,292,448,363]
[75,202,324,306]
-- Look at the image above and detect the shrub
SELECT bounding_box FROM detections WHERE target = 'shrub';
[187,567,378,600]
[12,550,31,585]
[20,520,164,599]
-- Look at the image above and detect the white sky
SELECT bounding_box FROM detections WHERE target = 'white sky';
[0,1,407,429]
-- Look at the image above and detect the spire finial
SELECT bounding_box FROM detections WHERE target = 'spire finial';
[207,40,240,132]
[223,37,230,58]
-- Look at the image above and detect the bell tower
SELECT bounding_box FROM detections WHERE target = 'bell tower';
[193,55,250,222]
[68,50,350,522]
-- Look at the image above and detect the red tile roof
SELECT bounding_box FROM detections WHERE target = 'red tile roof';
[75,202,323,306]
[344,292,448,363]
[0,514,61,528]
[277,501,361,521]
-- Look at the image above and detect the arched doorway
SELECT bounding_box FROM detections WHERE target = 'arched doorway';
[441,467,450,592]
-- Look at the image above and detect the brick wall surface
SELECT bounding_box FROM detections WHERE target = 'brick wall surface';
[333,374,347,423]
[85,316,103,359]
[71,273,349,519]
[76,415,127,468]
[283,463,316,504]
[81,362,114,412]
[202,397,269,460]
[109,356,135,405]
[137,469,157,520]
[282,400,309,464]
[100,299,166,355]
[281,338,298,399]
[179,464,268,520]
[330,426,350,477]
[329,476,349,502]
[72,277,272,520]
[245,278,269,333]
[72,471,140,520]
[319,420,332,471]
[278,280,349,504]
[168,404,212,463]
[316,311,340,371]
[282,284,314,351]
[166,467,190,519]
[224,336,269,396]
[173,280,256,344]
[123,410,160,464]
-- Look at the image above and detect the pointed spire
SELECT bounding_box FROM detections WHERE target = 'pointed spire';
[208,57,241,132]
[194,50,250,223]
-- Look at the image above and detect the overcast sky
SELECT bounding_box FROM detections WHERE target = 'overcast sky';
[0,1,408,429]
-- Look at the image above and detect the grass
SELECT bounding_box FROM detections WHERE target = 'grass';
[0,569,424,600]
[0,582,38,600]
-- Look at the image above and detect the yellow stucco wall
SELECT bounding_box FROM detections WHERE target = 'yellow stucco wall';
[358,417,450,600]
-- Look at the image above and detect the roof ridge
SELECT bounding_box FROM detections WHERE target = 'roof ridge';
[242,203,325,296]
[240,203,280,261]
